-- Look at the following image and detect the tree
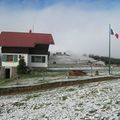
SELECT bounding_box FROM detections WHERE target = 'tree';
[17,56,27,74]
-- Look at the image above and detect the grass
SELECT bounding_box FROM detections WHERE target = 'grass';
[33,104,44,110]
[7,108,12,113]
[17,71,66,79]
[66,88,75,92]
[12,102,25,107]
[117,112,120,116]
[0,79,14,86]
[59,95,68,101]
[115,101,120,105]
[22,94,40,101]
[48,63,82,68]
[89,109,97,114]
[0,71,67,87]
[62,96,68,101]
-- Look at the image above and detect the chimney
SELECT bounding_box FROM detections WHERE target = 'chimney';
[29,29,32,33]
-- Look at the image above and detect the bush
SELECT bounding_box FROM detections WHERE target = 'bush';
[17,57,28,75]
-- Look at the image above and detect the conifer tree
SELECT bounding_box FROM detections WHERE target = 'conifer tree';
[17,56,27,74]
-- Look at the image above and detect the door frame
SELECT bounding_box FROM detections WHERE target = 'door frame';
[5,67,11,79]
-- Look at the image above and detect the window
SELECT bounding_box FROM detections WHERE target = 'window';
[31,56,46,63]
[42,56,45,63]
[7,55,13,61]
[2,55,18,62]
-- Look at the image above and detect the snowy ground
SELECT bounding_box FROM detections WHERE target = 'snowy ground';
[1,66,120,88]
[0,71,111,88]
[0,79,120,120]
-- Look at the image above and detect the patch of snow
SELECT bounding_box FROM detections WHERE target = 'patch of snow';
[0,79,120,120]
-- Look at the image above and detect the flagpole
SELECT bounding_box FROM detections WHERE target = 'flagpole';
[109,24,111,75]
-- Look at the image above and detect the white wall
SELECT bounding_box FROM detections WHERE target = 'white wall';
[28,54,48,68]
[2,53,28,67]
[2,53,48,68]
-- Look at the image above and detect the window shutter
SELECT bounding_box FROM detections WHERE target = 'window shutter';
[2,55,7,62]
[42,56,45,63]
[14,55,18,62]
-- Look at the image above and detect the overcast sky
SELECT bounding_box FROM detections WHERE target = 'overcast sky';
[0,0,120,58]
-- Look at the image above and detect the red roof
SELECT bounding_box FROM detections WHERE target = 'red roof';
[0,31,54,47]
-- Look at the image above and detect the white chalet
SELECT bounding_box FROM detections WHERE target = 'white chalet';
[0,31,54,78]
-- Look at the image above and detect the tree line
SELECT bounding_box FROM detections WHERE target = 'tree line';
[89,54,120,65]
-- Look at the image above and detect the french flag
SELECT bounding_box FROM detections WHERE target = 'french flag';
[115,33,119,39]
[111,29,119,39]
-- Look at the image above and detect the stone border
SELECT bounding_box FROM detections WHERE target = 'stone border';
[0,76,120,96]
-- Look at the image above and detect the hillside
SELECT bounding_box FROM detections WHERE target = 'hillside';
[49,52,105,67]
[89,54,120,65]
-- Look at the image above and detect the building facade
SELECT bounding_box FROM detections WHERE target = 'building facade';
[0,31,54,78]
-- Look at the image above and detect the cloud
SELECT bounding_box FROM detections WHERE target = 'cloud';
[0,2,120,57]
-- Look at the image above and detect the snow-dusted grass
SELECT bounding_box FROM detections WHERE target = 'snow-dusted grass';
[0,79,120,120]
[0,67,120,88]
[0,71,67,87]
